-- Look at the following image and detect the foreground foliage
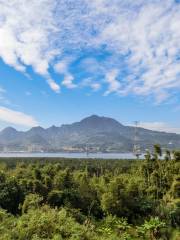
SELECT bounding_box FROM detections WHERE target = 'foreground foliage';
[0,146,179,239]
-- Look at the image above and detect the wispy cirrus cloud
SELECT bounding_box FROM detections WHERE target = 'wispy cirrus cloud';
[138,121,180,134]
[0,106,38,127]
[104,69,121,96]
[54,59,77,89]
[0,86,11,105]
[81,78,101,91]
[0,0,60,92]
[0,0,179,102]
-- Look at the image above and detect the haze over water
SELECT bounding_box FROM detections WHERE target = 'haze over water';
[0,152,142,159]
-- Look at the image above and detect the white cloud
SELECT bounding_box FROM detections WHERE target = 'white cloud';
[92,1,180,101]
[81,78,101,91]
[139,121,180,134]
[54,60,69,74]
[91,83,101,91]
[55,0,180,101]
[54,58,77,89]
[0,86,11,105]
[0,0,179,100]
[0,0,60,92]
[62,74,76,89]
[104,69,121,95]
[0,106,38,127]
[47,78,60,93]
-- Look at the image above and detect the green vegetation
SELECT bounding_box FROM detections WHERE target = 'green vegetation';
[0,146,179,239]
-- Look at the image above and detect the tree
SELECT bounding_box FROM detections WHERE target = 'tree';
[137,217,166,240]
[22,193,43,213]
[0,176,23,214]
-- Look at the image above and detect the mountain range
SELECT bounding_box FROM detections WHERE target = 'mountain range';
[0,115,180,153]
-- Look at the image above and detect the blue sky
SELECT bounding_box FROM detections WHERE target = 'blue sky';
[0,0,180,133]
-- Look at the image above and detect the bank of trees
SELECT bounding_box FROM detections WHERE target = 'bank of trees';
[0,146,179,239]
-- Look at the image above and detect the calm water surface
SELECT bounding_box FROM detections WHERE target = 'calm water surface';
[0,152,144,159]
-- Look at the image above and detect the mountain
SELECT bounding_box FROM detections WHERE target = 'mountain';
[0,115,180,152]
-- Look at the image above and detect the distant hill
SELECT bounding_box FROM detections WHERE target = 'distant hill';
[0,115,180,152]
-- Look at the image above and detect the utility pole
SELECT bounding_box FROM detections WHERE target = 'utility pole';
[133,121,141,159]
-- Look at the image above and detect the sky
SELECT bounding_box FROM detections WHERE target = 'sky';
[0,0,180,133]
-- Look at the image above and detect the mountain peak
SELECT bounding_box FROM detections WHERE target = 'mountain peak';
[0,115,179,152]
[0,127,19,141]
[46,125,60,135]
[27,126,45,135]
[48,125,58,129]
[81,115,122,124]
[81,115,101,122]
[78,114,123,131]
[28,126,45,131]
[1,127,17,134]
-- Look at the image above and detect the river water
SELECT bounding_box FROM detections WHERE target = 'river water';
[0,152,144,159]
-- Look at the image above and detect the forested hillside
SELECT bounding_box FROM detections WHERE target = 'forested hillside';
[0,146,179,239]
[1,115,180,152]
